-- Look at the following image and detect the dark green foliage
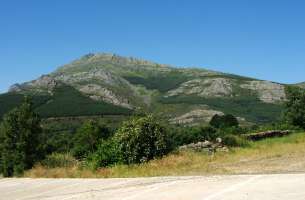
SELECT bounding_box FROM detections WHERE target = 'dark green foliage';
[169,126,217,147]
[0,98,44,177]
[86,139,120,169]
[0,93,50,119]
[159,95,283,123]
[35,86,131,118]
[0,86,130,119]
[114,115,172,164]
[44,131,74,154]
[72,120,112,159]
[123,71,189,92]
[284,87,305,129]
[210,114,239,128]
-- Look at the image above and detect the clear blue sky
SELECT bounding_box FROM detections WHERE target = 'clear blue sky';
[1,0,305,93]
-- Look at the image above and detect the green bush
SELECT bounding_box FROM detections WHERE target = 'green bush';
[72,120,111,159]
[114,115,172,164]
[43,131,74,154]
[86,139,120,169]
[222,135,249,147]
[210,114,239,128]
[169,126,217,147]
[41,153,78,168]
[284,86,305,129]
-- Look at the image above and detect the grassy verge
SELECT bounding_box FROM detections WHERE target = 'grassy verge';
[25,132,305,178]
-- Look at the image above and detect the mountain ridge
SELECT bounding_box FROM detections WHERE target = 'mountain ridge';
[2,53,299,125]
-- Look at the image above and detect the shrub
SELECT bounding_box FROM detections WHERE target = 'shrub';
[43,131,74,154]
[114,115,171,164]
[210,114,239,128]
[72,120,111,159]
[40,153,78,168]
[284,86,305,129]
[86,139,120,169]
[169,126,217,147]
[222,135,249,147]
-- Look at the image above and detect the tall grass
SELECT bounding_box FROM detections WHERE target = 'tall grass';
[40,153,79,168]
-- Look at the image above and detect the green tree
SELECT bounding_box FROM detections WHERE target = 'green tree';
[0,97,43,177]
[210,114,239,128]
[72,120,111,159]
[284,87,305,129]
[114,115,171,164]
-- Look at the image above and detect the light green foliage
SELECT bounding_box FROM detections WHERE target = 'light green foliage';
[41,153,78,168]
[86,139,120,169]
[114,115,172,164]
[0,98,43,177]
[222,134,249,147]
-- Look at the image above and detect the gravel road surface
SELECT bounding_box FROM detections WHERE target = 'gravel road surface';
[1,174,305,200]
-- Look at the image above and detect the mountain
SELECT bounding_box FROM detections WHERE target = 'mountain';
[296,82,305,89]
[1,53,290,125]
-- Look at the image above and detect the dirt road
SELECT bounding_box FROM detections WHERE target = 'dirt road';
[1,174,305,200]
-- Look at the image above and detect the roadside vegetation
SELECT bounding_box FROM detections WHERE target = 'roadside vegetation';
[0,86,305,177]
[24,132,305,178]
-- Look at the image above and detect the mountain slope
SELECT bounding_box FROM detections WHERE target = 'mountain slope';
[2,53,290,124]
[296,82,305,89]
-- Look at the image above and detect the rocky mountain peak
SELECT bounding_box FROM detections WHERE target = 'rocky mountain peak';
[4,53,294,124]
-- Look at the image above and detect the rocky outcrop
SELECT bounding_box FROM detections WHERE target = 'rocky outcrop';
[29,75,57,89]
[244,130,291,141]
[179,139,229,152]
[6,53,289,123]
[241,81,286,103]
[9,84,23,92]
[166,78,233,98]
[54,68,123,86]
[169,109,224,125]
[78,84,133,109]
[9,75,57,94]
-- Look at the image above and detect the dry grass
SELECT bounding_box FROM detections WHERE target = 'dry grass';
[25,132,305,178]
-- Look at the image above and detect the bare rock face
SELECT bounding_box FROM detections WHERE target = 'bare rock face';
[78,84,133,109]
[54,68,122,86]
[241,81,286,103]
[29,75,57,89]
[9,75,57,94]
[170,109,224,125]
[9,84,23,92]
[166,78,233,98]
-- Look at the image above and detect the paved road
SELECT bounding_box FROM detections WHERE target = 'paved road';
[1,174,305,200]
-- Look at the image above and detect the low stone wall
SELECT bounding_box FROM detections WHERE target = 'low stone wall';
[244,130,291,141]
[179,139,229,153]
